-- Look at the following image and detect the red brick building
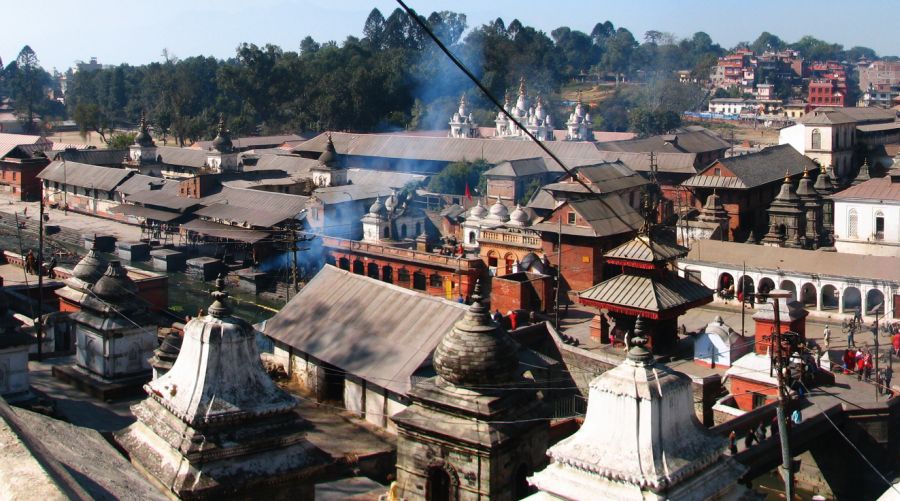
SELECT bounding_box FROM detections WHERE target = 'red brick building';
[322,236,485,301]
[0,153,50,201]
[808,78,845,107]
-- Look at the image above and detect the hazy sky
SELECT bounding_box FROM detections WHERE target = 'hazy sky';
[2,0,896,71]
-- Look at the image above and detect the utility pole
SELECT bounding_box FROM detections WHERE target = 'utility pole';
[873,304,881,401]
[740,261,746,337]
[770,289,794,500]
[36,195,45,360]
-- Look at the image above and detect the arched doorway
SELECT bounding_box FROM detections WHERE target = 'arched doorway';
[738,276,755,303]
[718,273,734,294]
[339,257,350,271]
[426,464,457,501]
[367,262,379,280]
[800,283,817,308]
[397,268,410,287]
[758,278,775,303]
[779,280,797,302]
[867,289,885,315]
[504,253,515,275]
[382,265,393,284]
[487,251,498,270]
[352,259,364,275]
[821,284,838,310]
[842,287,861,313]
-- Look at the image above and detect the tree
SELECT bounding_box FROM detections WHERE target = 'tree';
[363,8,386,49]
[427,160,490,195]
[601,28,637,85]
[11,46,47,133]
[73,102,113,142]
[107,132,137,149]
[750,32,785,54]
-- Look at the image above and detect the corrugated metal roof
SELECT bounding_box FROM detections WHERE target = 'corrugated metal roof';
[576,161,650,191]
[263,265,468,395]
[195,202,299,228]
[829,174,900,202]
[293,131,611,167]
[115,174,176,195]
[857,122,900,133]
[683,239,900,283]
[596,128,729,155]
[54,149,127,166]
[241,154,320,175]
[311,184,394,204]
[592,150,698,175]
[579,273,713,313]
[108,204,182,222]
[204,186,308,215]
[181,219,270,243]
[38,161,134,191]
[190,134,307,150]
[0,133,52,159]
[604,235,688,262]
[154,146,208,168]
[346,168,426,189]
[483,157,549,178]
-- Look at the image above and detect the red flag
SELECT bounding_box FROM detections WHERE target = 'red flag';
[464,182,472,201]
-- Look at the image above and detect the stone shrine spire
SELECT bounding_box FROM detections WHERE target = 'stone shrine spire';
[211,115,233,153]
[527,322,750,500]
[133,112,154,147]
[115,273,328,499]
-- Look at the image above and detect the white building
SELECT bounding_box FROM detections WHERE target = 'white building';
[495,78,554,141]
[693,316,753,368]
[448,94,478,138]
[779,108,857,179]
[831,171,900,257]
[681,239,899,320]
[708,98,750,115]
[564,95,592,141]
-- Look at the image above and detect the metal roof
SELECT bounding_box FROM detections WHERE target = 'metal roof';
[241,154,320,175]
[857,122,900,133]
[195,202,299,228]
[191,134,307,150]
[115,174,176,195]
[0,133,51,159]
[54,148,127,166]
[483,157,549,178]
[596,128,730,155]
[311,183,394,204]
[181,219,270,243]
[575,161,650,191]
[579,273,714,316]
[682,240,900,284]
[682,144,818,190]
[38,161,134,191]
[346,168,426,189]
[262,265,468,395]
[532,195,643,238]
[829,174,900,203]
[604,235,688,263]
[204,186,308,214]
[108,204,182,222]
[154,146,208,168]
[592,150,698,175]
[125,190,202,210]
[293,131,612,167]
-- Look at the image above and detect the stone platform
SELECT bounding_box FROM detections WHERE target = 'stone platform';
[51,364,150,401]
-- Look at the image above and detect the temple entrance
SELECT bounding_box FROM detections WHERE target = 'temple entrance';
[367,262,379,280]
[382,265,393,284]
[426,466,454,501]
[352,260,364,275]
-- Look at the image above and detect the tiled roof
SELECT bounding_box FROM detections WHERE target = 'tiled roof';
[532,195,643,238]
[311,184,394,204]
[0,133,52,159]
[54,148,127,166]
[262,265,468,395]
[154,146,208,168]
[682,144,818,190]
[578,273,713,314]
[829,174,900,203]
[483,157,550,178]
[190,134,307,150]
[37,161,133,191]
[596,127,730,155]
[593,150,698,175]
[115,174,176,195]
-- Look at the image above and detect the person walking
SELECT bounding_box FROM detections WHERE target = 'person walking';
[856,349,866,381]
[883,366,893,396]
[743,428,757,448]
[823,324,831,352]
[863,350,874,382]
[847,324,855,349]
[729,430,738,454]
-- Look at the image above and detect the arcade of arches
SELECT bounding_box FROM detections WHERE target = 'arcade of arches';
[702,270,896,319]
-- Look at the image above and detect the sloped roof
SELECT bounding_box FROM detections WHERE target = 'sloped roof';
[37,161,133,191]
[592,150,698,175]
[596,128,730,155]
[293,131,611,168]
[154,146,208,168]
[181,219,270,243]
[346,168,426,189]
[682,144,818,190]
[0,133,52,159]
[108,204,182,222]
[190,134,307,151]
[125,189,202,210]
[829,174,900,202]
[240,154,320,175]
[532,196,643,238]
[576,161,650,192]
[484,157,550,178]
[114,174,175,195]
[204,186,308,215]
[812,106,897,124]
[53,148,127,166]
[604,235,688,263]
[578,273,713,318]
[311,183,394,204]
[262,265,468,395]
[797,109,855,125]
[195,202,301,228]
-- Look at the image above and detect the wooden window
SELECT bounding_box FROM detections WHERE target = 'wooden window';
[566,212,576,225]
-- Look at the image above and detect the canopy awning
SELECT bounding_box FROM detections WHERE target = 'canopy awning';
[181,219,270,244]
[108,204,181,222]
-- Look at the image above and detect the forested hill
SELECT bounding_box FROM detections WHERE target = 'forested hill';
[0,7,891,143]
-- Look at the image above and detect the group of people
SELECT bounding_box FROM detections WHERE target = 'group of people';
[728,411,803,454]
[841,347,875,381]
[22,250,57,278]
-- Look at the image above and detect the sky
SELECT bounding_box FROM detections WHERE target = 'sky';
[2,0,896,72]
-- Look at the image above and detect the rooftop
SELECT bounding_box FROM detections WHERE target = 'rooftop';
[682,144,818,190]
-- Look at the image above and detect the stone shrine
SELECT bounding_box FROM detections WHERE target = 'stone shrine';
[527,321,752,500]
[0,285,32,402]
[116,276,329,500]
[392,282,548,500]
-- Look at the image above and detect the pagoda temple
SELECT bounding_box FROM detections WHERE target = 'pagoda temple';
[526,321,752,500]
[115,275,329,499]
[578,232,713,353]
